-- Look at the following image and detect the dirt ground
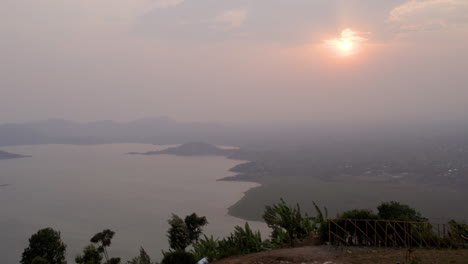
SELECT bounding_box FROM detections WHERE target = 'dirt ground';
[211,246,468,264]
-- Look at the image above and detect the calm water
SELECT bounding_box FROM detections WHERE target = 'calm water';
[0,144,268,264]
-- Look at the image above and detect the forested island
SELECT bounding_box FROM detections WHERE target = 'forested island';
[128,142,235,156]
[0,150,29,160]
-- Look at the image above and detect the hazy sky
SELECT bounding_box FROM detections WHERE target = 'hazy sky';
[2,0,468,124]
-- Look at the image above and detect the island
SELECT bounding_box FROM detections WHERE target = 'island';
[0,150,30,160]
[128,142,235,157]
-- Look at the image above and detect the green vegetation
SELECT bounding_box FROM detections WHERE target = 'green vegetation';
[76,229,120,264]
[160,251,195,264]
[191,235,219,261]
[21,227,67,264]
[377,201,428,222]
[166,213,208,251]
[448,220,468,244]
[126,247,154,264]
[20,201,467,264]
[262,198,321,246]
[31,256,48,264]
[336,201,427,222]
[190,223,271,261]
[161,213,208,264]
[75,245,102,264]
[338,209,379,220]
[228,175,468,223]
[216,223,270,258]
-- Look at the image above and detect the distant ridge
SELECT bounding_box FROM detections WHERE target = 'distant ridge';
[0,118,229,146]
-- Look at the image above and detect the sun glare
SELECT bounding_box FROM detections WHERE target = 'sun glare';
[339,41,352,51]
[324,28,368,57]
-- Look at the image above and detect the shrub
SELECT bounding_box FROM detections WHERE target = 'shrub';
[263,199,314,246]
[191,235,219,261]
[161,251,196,264]
[377,201,427,222]
[338,209,379,220]
[217,223,271,258]
[191,223,270,260]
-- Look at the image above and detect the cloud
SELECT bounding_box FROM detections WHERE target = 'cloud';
[211,9,248,28]
[324,29,369,47]
[154,0,185,9]
[389,0,468,31]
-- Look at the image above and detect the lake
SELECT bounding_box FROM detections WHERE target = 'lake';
[0,144,268,264]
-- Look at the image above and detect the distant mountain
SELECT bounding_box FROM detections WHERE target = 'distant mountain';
[130,142,234,156]
[0,150,29,160]
[0,118,232,146]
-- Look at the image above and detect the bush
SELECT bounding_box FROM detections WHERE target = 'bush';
[263,199,315,246]
[191,235,219,261]
[448,220,468,248]
[217,223,270,258]
[377,201,427,222]
[191,223,270,261]
[161,251,196,264]
[338,209,379,220]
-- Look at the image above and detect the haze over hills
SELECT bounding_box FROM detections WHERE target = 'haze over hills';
[2,117,468,223]
[0,118,229,146]
[2,117,468,147]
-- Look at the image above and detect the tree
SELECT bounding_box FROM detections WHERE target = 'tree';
[31,256,48,264]
[377,201,427,222]
[90,229,120,264]
[21,227,67,264]
[126,247,153,264]
[338,209,379,220]
[184,213,208,244]
[75,244,102,264]
[167,213,208,251]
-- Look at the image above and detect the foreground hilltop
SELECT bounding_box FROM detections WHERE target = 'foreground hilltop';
[212,246,468,264]
[129,142,235,156]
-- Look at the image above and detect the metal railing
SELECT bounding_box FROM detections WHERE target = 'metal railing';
[327,219,466,248]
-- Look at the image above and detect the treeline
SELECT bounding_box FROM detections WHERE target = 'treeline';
[19,200,468,264]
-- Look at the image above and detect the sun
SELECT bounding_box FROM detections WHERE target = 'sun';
[339,41,352,51]
[324,28,368,57]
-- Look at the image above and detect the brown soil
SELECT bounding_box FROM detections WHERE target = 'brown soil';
[211,246,468,264]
